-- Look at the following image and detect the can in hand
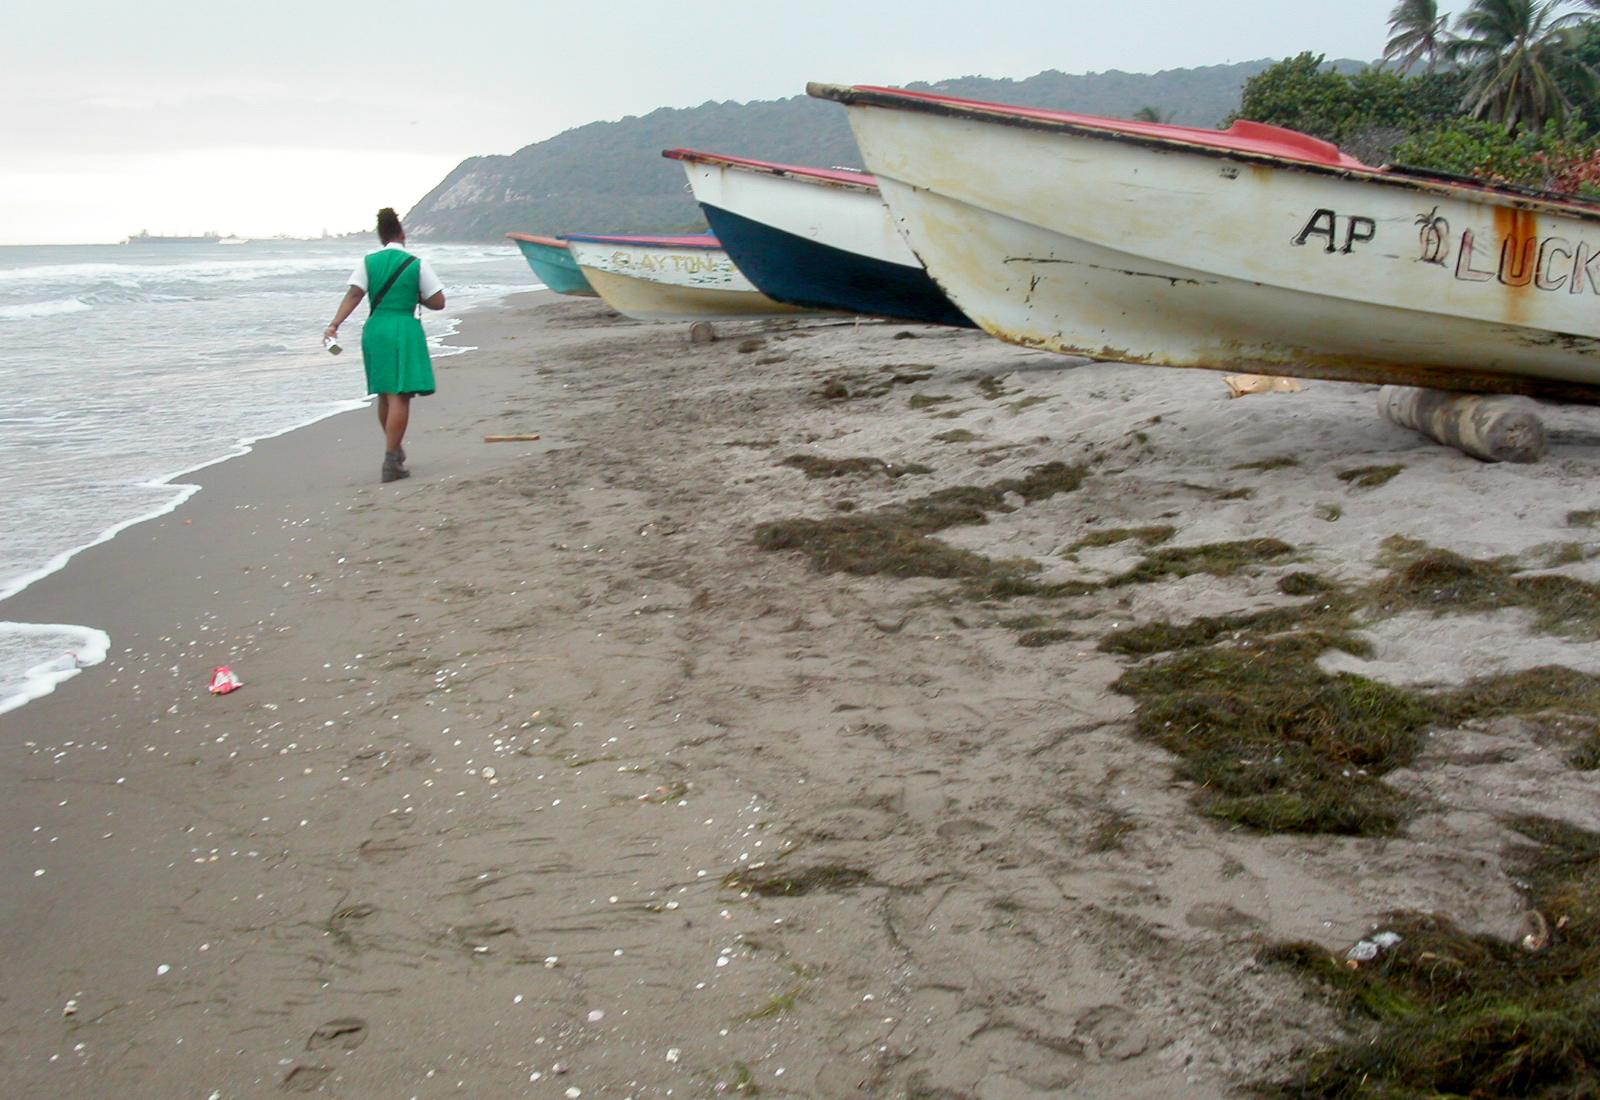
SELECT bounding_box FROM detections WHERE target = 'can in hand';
[324,335,342,355]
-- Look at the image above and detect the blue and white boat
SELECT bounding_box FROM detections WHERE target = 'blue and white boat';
[663,148,972,328]
[506,233,598,297]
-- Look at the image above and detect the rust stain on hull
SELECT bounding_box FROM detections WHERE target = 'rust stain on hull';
[1494,205,1540,326]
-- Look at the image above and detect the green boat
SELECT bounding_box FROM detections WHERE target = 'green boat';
[506,233,598,297]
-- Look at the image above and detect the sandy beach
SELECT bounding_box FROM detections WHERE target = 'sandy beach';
[3,291,1598,1098]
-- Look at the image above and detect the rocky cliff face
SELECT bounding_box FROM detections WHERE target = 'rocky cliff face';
[406,61,1283,240]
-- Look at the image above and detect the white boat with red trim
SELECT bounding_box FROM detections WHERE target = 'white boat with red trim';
[808,82,1600,402]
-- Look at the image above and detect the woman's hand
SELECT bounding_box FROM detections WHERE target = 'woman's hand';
[325,285,365,343]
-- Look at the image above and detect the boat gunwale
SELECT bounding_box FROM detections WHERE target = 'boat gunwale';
[562,233,725,251]
[808,82,1600,224]
[663,148,880,194]
[505,232,570,250]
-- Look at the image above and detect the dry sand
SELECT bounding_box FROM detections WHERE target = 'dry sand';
[2,292,1598,1098]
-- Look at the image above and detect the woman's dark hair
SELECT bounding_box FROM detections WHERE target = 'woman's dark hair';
[377,208,404,244]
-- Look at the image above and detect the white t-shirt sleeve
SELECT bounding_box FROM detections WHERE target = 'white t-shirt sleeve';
[348,259,368,290]
[416,258,442,300]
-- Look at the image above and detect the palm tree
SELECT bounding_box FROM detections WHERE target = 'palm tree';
[1385,0,1452,73]
[1449,0,1592,131]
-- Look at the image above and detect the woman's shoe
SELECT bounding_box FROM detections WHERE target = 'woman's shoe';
[382,451,410,483]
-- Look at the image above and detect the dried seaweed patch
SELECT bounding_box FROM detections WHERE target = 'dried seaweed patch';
[1106,538,1296,587]
[1261,815,1600,1097]
[779,455,932,480]
[1337,463,1405,489]
[1063,525,1176,555]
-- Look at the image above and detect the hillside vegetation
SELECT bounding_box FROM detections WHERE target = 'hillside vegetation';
[405,61,1293,240]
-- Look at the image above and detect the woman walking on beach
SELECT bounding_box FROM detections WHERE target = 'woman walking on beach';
[324,208,446,482]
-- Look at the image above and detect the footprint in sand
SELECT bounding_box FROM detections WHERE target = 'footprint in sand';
[307,1016,369,1051]
[282,1064,332,1092]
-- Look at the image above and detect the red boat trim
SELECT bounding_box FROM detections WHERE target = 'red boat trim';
[505,233,569,249]
[664,148,878,192]
[807,82,1600,222]
[563,233,723,250]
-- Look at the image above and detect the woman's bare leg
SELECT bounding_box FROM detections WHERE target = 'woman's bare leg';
[384,395,411,454]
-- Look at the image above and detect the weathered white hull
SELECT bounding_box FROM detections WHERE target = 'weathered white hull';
[680,160,919,268]
[829,90,1600,400]
[566,238,805,322]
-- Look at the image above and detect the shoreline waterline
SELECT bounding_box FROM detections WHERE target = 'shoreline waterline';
[0,270,542,716]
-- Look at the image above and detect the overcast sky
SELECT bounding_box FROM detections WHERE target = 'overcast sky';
[1,1,1465,245]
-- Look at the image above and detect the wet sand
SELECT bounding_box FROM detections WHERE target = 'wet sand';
[3,292,1598,1098]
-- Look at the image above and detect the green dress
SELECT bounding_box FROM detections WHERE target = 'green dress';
[360,248,436,396]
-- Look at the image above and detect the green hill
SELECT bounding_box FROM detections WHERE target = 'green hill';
[406,60,1336,241]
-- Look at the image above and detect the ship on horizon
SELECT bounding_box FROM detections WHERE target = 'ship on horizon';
[124,229,224,245]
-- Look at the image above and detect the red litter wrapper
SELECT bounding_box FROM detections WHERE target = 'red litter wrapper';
[209,666,243,695]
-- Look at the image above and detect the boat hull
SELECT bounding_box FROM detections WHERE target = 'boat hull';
[838,99,1600,400]
[508,235,597,297]
[677,158,971,326]
[567,239,808,322]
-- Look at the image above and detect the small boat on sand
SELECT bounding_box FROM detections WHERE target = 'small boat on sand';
[809,82,1600,403]
[506,233,598,297]
[564,233,810,322]
[663,148,972,327]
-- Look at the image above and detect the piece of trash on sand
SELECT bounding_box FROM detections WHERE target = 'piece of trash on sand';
[483,434,542,443]
[1521,910,1553,951]
[1225,374,1303,399]
[209,666,243,695]
[1346,930,1403,964]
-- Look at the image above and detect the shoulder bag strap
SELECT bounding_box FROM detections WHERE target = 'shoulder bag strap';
[368,254,419,313]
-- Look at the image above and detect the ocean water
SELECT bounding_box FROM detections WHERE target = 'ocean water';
[0,239,538,714]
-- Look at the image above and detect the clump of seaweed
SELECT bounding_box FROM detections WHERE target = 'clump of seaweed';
[1375,540,1600,639]
[1104,541,1600,835]
[1099,599,1364,659]
[1017,627,1077,648]
[1568,509,1600,528]
[779,455,932,480]
[910,393,957,410]
[1260,814,1600,1097]
[1233,456,1301,472]
[1337,463,1405,489]
[815,367,932,401]
[1088,811,1137,852]
[1571,731,1600,771]
[1106,538,1296,587]
[754,462,1086,581]
[753,516,1024,580]
[934,429,978,444]
[1064,526,1176,556]
[1113,638,1434,834]
[1278,571,1335,596]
